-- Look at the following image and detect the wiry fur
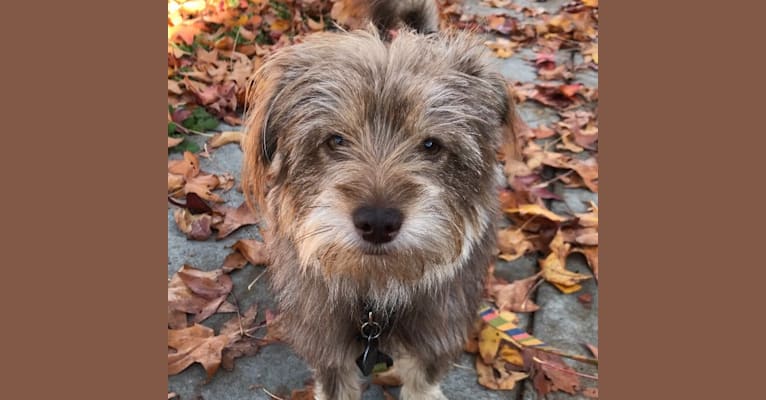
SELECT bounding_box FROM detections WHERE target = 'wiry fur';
[242,1,517,398]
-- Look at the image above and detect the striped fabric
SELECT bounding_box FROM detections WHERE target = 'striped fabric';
[479,304,545,347]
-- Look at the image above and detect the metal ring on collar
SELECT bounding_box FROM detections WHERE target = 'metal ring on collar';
[360,321,382,339]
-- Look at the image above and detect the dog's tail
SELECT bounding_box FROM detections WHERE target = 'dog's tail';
[366,0,439,35]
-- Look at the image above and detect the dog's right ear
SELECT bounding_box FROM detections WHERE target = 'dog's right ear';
[367,0,439,36]
[242,63,283,213]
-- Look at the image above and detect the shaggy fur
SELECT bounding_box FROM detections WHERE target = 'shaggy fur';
[243,1,517,398]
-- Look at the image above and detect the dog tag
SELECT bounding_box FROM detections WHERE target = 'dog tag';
[356,338,393,376]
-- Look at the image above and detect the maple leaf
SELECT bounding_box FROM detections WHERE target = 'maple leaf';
[540,230,591,291]
[168,151,200,179]
[476,357,528,390]
[573,245,599,280]
[490,273,541,312]
[168,324,233,380]
[523,348,582,396]
[212,201,260,239]
[478,323,502,364]
[219,305,261,371]
[496,228,534,262]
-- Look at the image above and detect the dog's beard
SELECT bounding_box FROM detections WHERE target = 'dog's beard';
[293,185,488,309]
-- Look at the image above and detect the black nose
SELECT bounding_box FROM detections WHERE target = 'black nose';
[352,206,404,244]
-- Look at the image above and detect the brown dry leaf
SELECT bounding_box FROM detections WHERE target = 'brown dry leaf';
[168,265,234,323]
[538,64,573,81]
[168,151,200,179]
[464,317,483,354]
[168,173,185,192]
[168,80,183,95]
[208,131,244,148]
[221,251,248,273]
[585,344,598,360]
[231,239,269,266]
[573,246,598,280]
[213,202,260,239]
[168,324,232,380]
[219,305,261,370]
[490,274,541,313]
[168,137,184,148]
[485,38,517,58]
[505,204,569,222]
[582,387,599,398]
[540,230,591,290]
[524,348,582,396]
[497,228,534,262]
[498,344,525,367]
[532,125,557,139]
[476,358,528,390]
[168,393,177,399]
[184,174,225,203]
[216,173,236,191]
[174,208,213,241]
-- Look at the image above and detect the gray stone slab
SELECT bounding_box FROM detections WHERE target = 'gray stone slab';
[522,254,598,400]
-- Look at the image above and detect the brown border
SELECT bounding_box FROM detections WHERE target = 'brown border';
[603,1,764,399]
[3,1,166,398]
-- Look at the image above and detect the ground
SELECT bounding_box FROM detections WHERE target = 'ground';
[168,1,598,398]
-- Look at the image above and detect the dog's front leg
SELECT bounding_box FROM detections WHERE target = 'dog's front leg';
[313,362,362,400]
[396,355,449,400]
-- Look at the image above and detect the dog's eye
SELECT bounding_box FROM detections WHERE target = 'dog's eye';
[422,138,442,154]
[326,134,346,150]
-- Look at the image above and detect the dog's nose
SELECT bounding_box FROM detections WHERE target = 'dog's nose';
[352,206,403,244]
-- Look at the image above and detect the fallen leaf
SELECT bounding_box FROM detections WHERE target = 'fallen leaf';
[168,173,185,192]
[221,251,249,273]
[523,348,582,396]
[505,204,569,222]
[168,151,200,179]
[478,323,502,364]
[573,246,598,280]
[496,228,534,262]
[208,131,244,148]
[213,202,259,239]
[168,324,232,380]
[168,393,177,399]
[540,230,591,290]
[490,274,541,312]
[582,387,599,398]
[174,208,213,241]
[585,344,598,359]
[169,265,234,323]
[231,239,269,266]
[476,357,528,390]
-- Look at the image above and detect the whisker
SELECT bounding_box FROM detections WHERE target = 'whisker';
[295,227,333,241]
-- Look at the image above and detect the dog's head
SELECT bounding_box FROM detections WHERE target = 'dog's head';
[243,28,517,297]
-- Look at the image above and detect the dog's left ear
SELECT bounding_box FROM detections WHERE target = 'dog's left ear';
[242,63,283,213]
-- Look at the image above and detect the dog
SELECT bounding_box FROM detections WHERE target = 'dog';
[242,1,517,398]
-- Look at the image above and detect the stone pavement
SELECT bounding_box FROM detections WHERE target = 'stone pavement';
[168,1,597,398]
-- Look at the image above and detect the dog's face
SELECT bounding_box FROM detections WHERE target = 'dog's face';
[244,29,516,299]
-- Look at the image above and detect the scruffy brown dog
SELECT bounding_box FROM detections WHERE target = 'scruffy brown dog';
[243,1,517,399]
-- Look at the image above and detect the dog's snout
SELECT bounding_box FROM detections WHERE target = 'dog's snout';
[352,206,403,244]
